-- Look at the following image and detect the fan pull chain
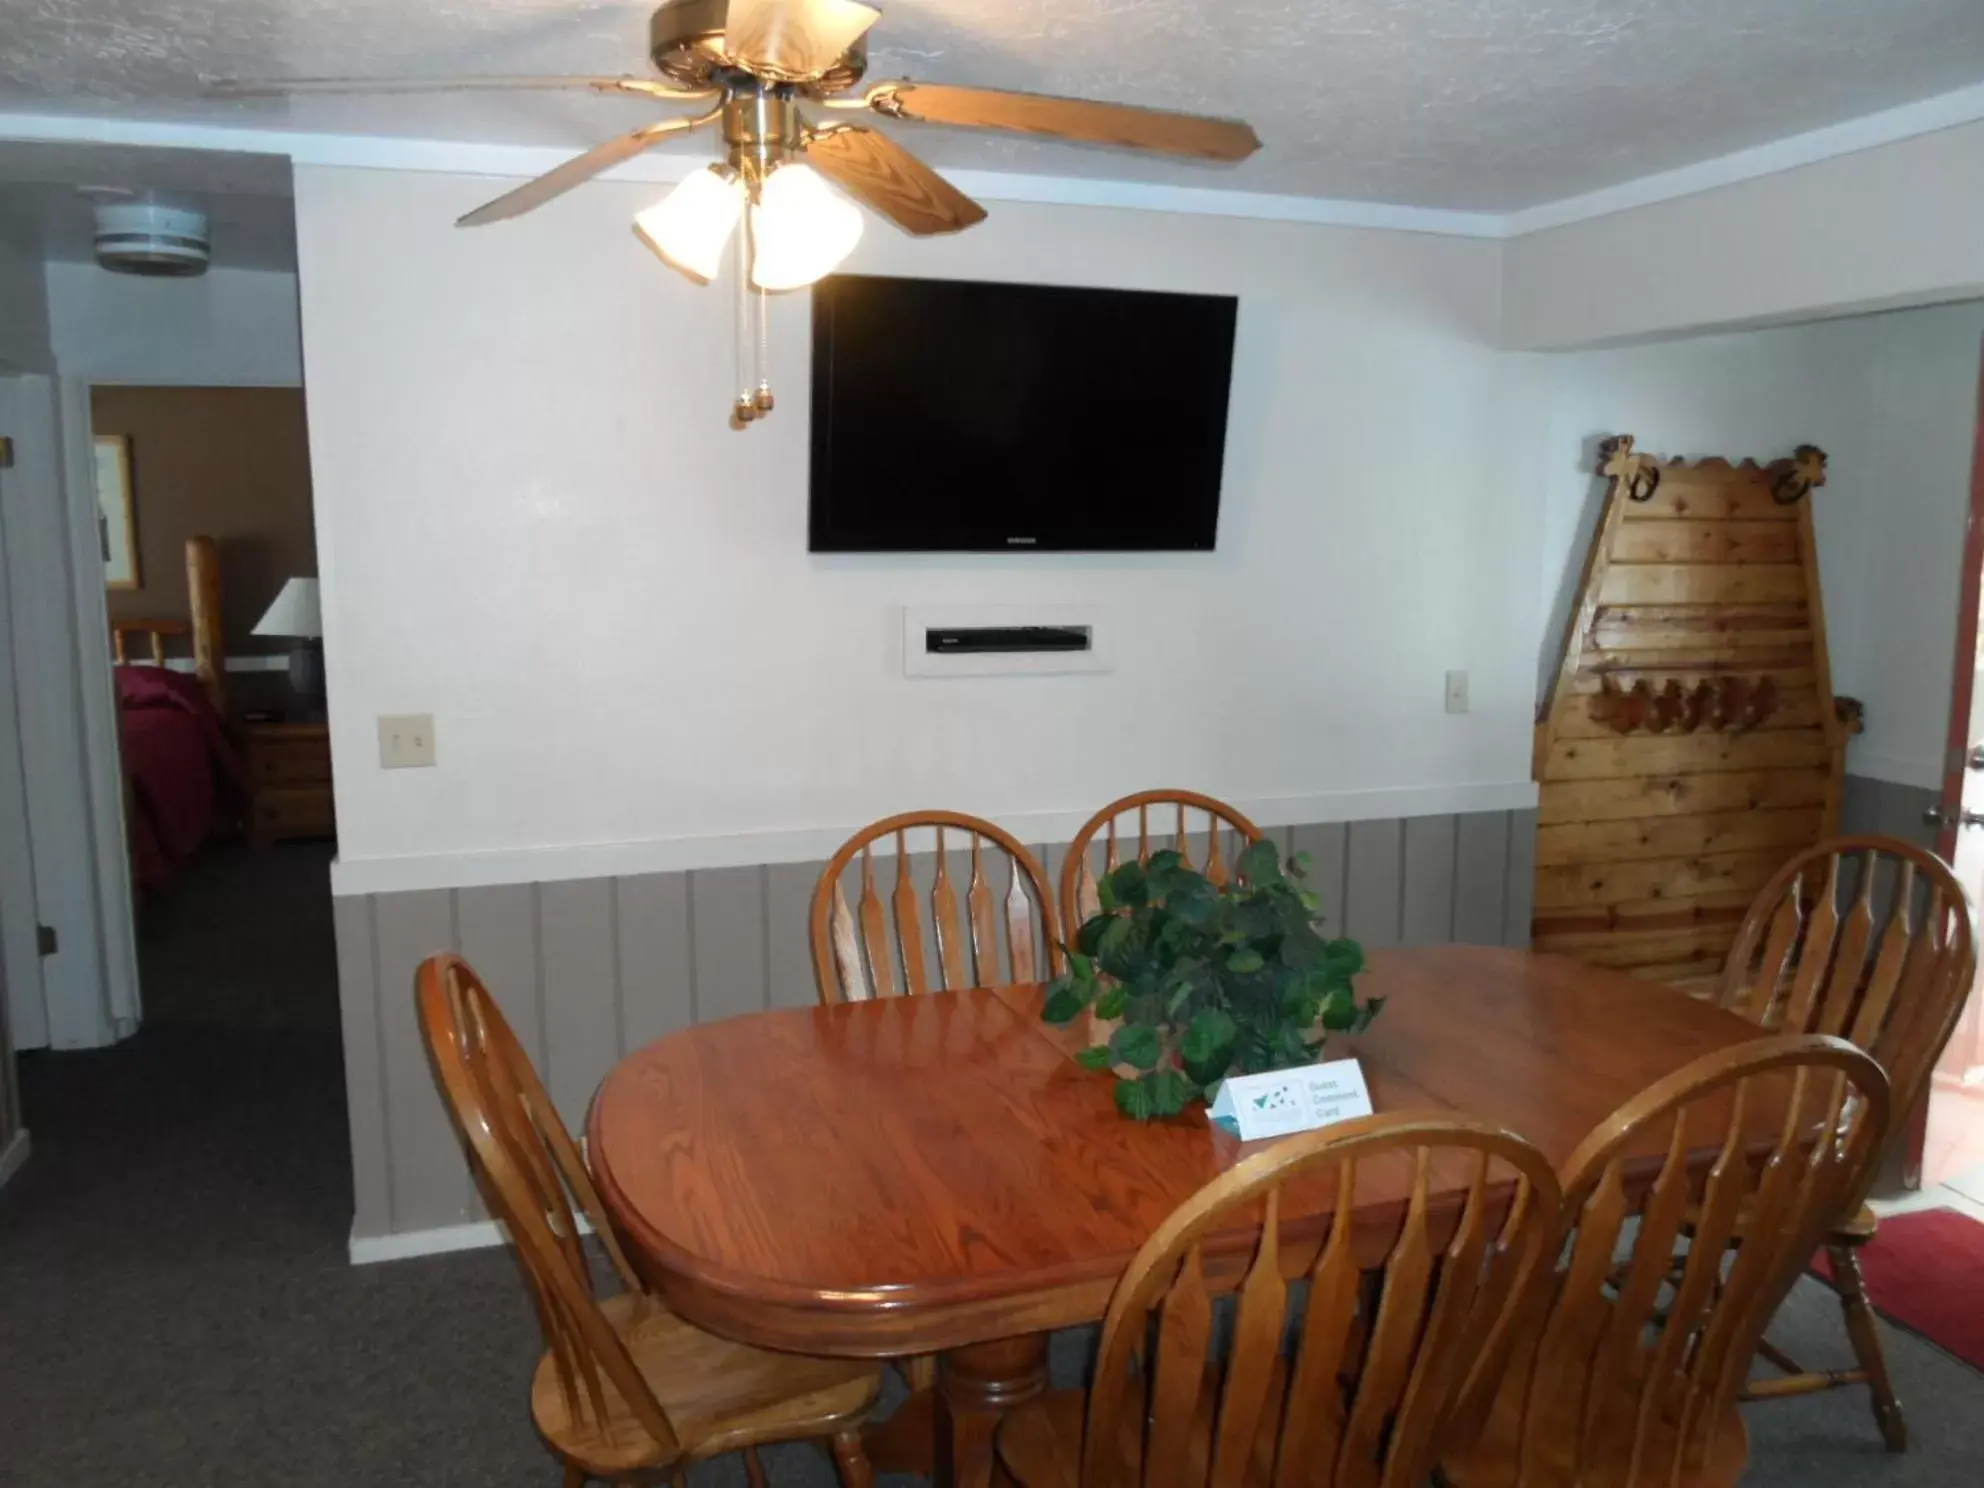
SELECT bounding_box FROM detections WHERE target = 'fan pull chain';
[730,219,756,429]
[753,278,773,415]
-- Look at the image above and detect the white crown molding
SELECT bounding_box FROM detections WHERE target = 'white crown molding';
[1505,79,1984,235]
[0,109,1506,239]
[327,779,1542,897]
[9,77,1984,244]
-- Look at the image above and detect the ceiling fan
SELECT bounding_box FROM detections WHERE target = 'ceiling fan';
[214,0,1261,427]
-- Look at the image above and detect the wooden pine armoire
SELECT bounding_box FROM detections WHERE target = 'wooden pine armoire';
[1532,437,1853,993]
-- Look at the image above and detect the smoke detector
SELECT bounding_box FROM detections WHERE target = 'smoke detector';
[89,193,210,277]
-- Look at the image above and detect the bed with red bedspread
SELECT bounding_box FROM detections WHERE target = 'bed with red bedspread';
[117,666,248,890]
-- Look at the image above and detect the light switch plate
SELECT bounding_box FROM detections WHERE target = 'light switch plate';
[378,713,437,769]
[1444,670,1469,715]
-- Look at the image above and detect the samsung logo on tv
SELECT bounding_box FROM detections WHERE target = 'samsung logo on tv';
[1006,536,1038,545]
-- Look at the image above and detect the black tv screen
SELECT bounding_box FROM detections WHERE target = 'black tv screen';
[809,275,1237,552]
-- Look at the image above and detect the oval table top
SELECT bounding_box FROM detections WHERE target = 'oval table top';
[587,945,1768,1358]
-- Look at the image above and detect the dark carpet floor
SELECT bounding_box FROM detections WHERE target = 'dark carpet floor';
[2,848,1981,1484]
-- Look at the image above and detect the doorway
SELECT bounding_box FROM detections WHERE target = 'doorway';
[0,141,348,1254]
[1922,333,1984,1194]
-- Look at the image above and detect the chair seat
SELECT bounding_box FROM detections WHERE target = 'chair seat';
[1439,1355,1748,1488]
[532,1291,883,1476]
[998,1366,1288,1488]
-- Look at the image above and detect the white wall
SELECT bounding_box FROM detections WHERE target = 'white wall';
[44,260,302,385]
[295,165,1539,889]
[1536,302,1984,791]
[0,229,51,373]
[1505,119,1984,350]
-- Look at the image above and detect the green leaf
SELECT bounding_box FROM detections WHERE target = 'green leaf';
[1325,938,1366,977]
[1075,1044,1114,1071]
[1238,837,1283,886]
[1226,947,1266,975]
[1094,984,1129,1020]
[1106,859,1149,908]
[1181,1007,1237,1065]
[1096,915,1134,969]
[1148,1069,1195,1116]
[1289,850,1313,878]
[1042,981,1091,1023]
[1115,1076,1156,1121]
[1095,872,1117,912]
[1110,1022,1162,1071]
[1075,914,1114,958]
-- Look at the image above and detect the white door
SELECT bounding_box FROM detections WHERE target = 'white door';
[0,421,50,1054]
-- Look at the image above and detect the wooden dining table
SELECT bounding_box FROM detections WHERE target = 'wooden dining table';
[587,944,1772,1488]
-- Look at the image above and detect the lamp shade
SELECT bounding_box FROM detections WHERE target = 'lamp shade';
[749,164,863,291]
[634,167,746,283]
[252,576,322,639]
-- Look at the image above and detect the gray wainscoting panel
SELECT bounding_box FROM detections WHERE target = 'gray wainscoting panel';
[335,806,1538,1243]
[372,889,476,1233]
[331,896,392,1239]
[614,873,694,1050]
[1841,773,1940,849]
[1343,819,1405,949]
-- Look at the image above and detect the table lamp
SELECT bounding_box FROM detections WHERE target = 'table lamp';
[253,576,323,709]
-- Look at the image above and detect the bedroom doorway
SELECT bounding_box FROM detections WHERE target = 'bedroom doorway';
[98,384,335,1035]
[1,141,353,1268]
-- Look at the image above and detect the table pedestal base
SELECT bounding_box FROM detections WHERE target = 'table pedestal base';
[862,1335,1050,1488]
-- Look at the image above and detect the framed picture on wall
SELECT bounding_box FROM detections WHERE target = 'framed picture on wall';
[94,434,140,590]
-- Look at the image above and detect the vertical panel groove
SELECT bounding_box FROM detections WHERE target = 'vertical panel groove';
[685,871,702,1024]
[759,863,774,1011]
[608,878,626,1058]
[367,894,394,1233]
[1449,817,1462,941]
[531,882,548,1075]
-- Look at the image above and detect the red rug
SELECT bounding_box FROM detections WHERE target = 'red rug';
[1813,1208,1984,1370]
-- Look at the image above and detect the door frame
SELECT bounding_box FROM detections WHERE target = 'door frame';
[1920,332,1984,1182]
[1930,334,1984,864]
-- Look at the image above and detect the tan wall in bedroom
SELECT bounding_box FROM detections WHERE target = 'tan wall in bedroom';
[93,385,316,658]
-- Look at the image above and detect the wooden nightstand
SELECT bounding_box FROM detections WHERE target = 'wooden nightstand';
[242,721,335,846]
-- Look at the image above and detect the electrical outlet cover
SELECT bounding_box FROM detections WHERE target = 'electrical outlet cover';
[378,713,437,769]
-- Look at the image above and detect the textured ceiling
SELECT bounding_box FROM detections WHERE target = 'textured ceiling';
[0,141,296,269]
[1,1,1983,210]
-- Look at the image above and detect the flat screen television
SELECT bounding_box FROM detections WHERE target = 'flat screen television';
[809,274,1238,552]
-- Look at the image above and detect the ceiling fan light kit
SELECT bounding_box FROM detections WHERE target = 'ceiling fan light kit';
[214,0,1261,427]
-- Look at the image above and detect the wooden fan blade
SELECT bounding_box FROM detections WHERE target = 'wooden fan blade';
[725,0,880,79]
[805,126,987,236]
[866,81,1259,161]
[208,75,709,101]
[456,107,721,227]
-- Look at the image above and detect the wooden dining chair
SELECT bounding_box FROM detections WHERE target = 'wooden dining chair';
[1439,1034,1890,1488]
[808,810,1062,1003]
[995,1113,1563,1488]
[416,953,884,1488]
[1061,789,1265,934]
[1714,834,1975,1450]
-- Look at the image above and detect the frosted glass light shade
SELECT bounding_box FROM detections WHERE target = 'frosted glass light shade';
[252,576,322,639]
[750,164,863,292]
[634,168,745,283]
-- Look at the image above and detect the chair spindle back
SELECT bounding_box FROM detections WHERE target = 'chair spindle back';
[1062,790,1265,934]
[809,811,1062,1003]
